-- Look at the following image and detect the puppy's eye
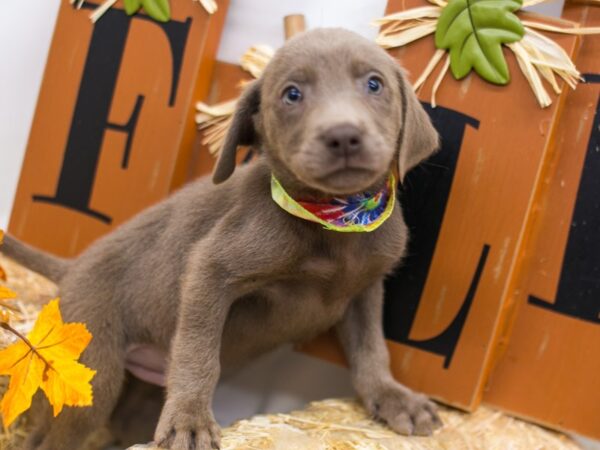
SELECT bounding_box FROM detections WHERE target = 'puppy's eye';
[366,76,383,94]
[282,86,303,105]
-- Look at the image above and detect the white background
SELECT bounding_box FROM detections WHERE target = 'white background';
[0,1,597,448]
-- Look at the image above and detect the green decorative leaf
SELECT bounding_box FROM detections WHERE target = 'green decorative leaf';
[435,0,524,85]
[124,0,142,15]
[141,0,171,22]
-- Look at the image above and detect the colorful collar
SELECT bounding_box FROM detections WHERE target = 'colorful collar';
[271,173,395,232]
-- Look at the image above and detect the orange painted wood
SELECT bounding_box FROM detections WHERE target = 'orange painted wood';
[484,3,600,439]
[9,0,229,257]
[301,1,580,410]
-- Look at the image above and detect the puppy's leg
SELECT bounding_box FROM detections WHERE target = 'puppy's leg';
[336,280,442,436]
[109,374,164,447]
[154,270,232,450]
[20,394,52,450]
[26,307,126,450]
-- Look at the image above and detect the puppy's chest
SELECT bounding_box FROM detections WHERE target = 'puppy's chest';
[226,228,406,350]
[265,235,400,307]
[299,252,383,292]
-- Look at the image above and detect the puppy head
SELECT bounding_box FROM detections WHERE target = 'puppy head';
[213,28,439,195]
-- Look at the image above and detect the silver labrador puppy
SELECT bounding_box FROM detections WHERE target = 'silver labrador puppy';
[3,28,440,450]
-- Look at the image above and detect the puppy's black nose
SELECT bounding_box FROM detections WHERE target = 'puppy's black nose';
[321,124,363,157]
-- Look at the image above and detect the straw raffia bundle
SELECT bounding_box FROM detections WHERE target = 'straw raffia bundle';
[67,0,218,24]
[0,257,57,350]
[129,398,581,450]
[195,45,274,156]
[375,0,600,108]
[0,255,58,450]
[196,0,600,161]
[0,259,584,450]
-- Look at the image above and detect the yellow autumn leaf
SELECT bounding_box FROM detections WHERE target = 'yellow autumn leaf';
[0,341,45,427]
[0,286,19,318]
[0,299,96,427]
[0,286,17,300]
[41,358,96,416]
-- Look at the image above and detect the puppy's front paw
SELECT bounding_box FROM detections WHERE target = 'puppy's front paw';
[365,385,442,436]
[155,401,221,450]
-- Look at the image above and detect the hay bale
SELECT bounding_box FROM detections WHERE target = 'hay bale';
[0,255,57,349]
[0,255,58,450]
[129,399,580,450]
[0,257,582,450]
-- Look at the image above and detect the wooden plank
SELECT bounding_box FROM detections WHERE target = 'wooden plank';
[8,0,229,256]
[484,3,600,439]
[300,1,580,410]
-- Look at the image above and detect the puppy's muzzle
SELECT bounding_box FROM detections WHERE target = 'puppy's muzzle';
[320,123,363,158]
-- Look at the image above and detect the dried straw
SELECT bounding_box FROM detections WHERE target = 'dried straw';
[196,45,274,157]
[430,54,450,108]
[374,3,441,50]
[240,45,274,79]
[0,256,57,350]
[523,0,552,7]
[89,0,117,23]
[195,0,218,14]
[129,399,582,450]
[522,19,600,34]
[0,258,584,450]
[413,48,446,91]
[196,100,237,156]
[508,27,582,106]
[0,255,58,450]
[374,0,600,108]
[68,0,86,9]
[87,0,217,24]
[509,41,553,107]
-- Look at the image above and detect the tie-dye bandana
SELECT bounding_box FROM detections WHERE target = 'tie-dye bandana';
[271,173,396,232]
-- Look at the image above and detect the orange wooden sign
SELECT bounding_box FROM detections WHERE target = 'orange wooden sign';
[301,0,580,410]
[9,0,229,257]
[484,3,600,439]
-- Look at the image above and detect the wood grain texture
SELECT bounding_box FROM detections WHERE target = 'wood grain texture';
[8,0,229,257]
[302,0,580,411]
[484,3,600,439]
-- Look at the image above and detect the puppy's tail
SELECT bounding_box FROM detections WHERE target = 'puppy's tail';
[1,234,70,283]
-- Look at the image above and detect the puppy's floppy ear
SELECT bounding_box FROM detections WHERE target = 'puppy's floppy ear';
[395,69,439,182]
[212,80,262,184]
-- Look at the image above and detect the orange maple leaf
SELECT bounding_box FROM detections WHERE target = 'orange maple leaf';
[0,299,96,427]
